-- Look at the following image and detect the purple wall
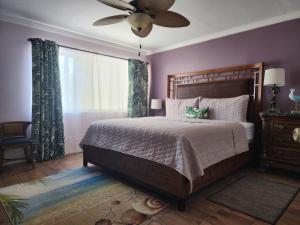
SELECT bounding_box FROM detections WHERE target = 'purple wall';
[0,20,144,123]
[148,19,300,112]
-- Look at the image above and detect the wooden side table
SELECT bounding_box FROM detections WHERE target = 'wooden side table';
[259,112,300,172]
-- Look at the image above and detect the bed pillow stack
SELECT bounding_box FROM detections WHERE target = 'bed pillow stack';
[165,95,249,122]
[198,95,249,122]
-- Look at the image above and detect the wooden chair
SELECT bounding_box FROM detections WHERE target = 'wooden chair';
[0,121,35,169]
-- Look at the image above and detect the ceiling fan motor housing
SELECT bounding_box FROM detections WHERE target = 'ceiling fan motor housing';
[128,13,153,31]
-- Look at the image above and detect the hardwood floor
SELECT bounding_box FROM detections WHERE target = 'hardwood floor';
[0,153,299,225]
[0,154,83,188]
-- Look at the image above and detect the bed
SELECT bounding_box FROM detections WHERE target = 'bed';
[80,63,264,210]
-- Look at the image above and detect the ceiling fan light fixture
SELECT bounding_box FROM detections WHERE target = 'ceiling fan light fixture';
[128,13,153,31]
[94,0,190,39]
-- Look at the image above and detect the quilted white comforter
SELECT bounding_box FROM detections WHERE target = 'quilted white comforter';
[80,117,248,192]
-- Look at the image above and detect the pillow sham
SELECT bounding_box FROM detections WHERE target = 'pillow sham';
[165,97,199,119]
[198,95,249,122]
[185,106,209,119]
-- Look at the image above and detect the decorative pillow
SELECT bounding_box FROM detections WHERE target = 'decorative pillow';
[198,95,249,122]
[185,106,209,119]
[165,97,199,119]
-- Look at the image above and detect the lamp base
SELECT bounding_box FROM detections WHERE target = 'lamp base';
[268,108,281,113]
[268,85,281,114]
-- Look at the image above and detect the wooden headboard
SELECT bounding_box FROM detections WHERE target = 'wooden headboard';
[167,63,264,124]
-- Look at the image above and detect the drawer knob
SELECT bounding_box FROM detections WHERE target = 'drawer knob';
[293,128,300,142]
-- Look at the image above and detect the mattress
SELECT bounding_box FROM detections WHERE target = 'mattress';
[240,122,255,142]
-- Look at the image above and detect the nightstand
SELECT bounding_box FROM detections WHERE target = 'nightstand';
[259,112,300,172]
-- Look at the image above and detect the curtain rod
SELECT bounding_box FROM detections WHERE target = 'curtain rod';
[27,39,129,61]
[27,39,149,64]
[58,45,129,61]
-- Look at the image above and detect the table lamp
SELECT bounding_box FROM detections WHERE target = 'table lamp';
[151,99,162,115]
[264,68,285,113]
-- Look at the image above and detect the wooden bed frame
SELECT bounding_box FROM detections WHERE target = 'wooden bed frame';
[82,63,264,210]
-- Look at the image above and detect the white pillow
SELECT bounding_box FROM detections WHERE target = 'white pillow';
[198,95,249,122]
[166,97,199,119]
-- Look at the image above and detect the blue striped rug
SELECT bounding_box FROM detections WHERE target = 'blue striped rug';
[0,167,167,225]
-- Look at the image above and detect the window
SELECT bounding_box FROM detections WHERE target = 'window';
[59,47,129,154]
[59,47,128,113]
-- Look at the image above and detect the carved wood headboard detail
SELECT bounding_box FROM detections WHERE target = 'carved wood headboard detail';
[167,63,264,124]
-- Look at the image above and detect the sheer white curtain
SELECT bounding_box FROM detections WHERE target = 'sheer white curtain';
[59,47,128,154]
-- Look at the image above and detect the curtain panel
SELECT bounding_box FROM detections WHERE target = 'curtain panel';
[30,38,65,161]
[59,47,128,154]
[128,59,148,118]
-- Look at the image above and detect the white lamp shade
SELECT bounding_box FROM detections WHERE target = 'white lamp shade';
[151,99,162,110]
[264,68,286,86]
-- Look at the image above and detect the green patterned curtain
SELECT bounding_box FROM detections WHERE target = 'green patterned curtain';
[128,59,148,117]
[30,38,65,161]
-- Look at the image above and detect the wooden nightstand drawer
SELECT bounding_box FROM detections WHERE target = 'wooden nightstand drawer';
[272,120,300,133]
[271,134,300,150]
[268,147,300,165]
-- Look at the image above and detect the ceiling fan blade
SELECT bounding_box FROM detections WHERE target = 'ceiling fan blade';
[97,0,136,11]
[131,23,153,38]
[93,15,128,26]
[153,11,190,27]
[138,0,175,14]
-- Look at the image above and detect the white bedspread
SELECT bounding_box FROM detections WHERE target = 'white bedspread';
[80,117,248,192]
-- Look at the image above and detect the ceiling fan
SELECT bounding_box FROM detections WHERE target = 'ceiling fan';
[93,0,190,38]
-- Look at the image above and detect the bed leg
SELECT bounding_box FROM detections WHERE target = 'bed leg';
[83,158,88,167]
[177,198,187,211]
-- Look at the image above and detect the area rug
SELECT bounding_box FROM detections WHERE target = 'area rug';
[0,167,167,225]
[208,175,299,224]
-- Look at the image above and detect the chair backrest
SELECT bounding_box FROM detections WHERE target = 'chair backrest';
[0,121,31,138]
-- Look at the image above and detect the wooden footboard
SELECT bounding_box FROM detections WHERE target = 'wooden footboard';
[82,143,254,210]
[82,144,190,198]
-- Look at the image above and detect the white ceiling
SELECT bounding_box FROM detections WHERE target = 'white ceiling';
[1,0,300,54]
